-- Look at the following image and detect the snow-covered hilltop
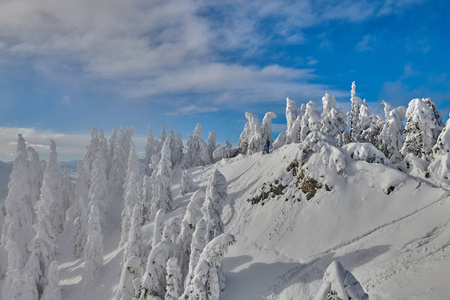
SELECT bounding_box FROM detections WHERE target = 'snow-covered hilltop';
[2,82,450,299]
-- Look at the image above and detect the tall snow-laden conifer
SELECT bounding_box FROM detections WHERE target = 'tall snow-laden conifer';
[348,81,364,142]
[82,202,104,287]
[183,124,211,167]
[27,146,43,218]
[180,170,193,196]
[162,217,181,244]
[120,142,142,247]
[152,209,165,248]
[41,260,62,300]
[212,140,233,161]
[73,160,90,258]
[46,140,65,237]
[177,190,205,282]
[1,134,35,272]
[169,127,184,168]
[300,100,321,141]
[89,151,109,225]
[238,112,261,154]
[182,233,236,300]
[165,257,182,300]
[262,112,277,146]
[202,170,228,243]
[139,241,174,299]
[144,125,156,176]
[106,128,117,178]
[84,128,99,173]
[207,131,217,161]
[286,97,298,134]
[321,92,348,146]
[358,102,384,148]
[401,98,443,160]
[184,219,207,289]
[379,101,407,163]
[150,136,173,220]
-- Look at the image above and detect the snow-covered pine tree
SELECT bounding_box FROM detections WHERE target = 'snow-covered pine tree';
[286,97,298,135]
[180,170,193,196]
[83,128,100,173]
[141,173,153,225]
[98,129,109,165]
[27,158,60,295]
[1,135,35,272]
[212,140,233,161]
[428,115,450,187]
[183,124,211,168]
[378,101,407,163]
[313,260,368,300]
[73,160,90,258]
[401,98,443,161]
[150,135,173,221]
[116,205,143,300]
[207,131,218,162]
[176,190,205,283]
[358,102,384,148]
[3,239,38,300]
[348,81,364,142]
[170,128,184,168]
[300,100,321,141]
[120,142,142,247]
[184,219,207,289]
[261,112,277,147]
[89,151,109,225]
[106,128,117,178]
[82,201,104,288]
[164,257,182,300]
[144,124,156,177]
[162,217,181,244]
[61,168,75,229]
[202,170,228,243]
[27,146,43,219]
[138,241,174,299]
[152,209,166,248]
[41,260,62,300]
[155,123,167,158]
[432,113,450,157]
[45,140,65,237]
[238,112,262,154]
[320,92,348,147]
[181,233,236,300]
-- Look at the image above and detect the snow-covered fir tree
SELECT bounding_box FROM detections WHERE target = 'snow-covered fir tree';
[155,123,167,158]
[184,219,207,289]
[207,131,217,161]
[141,173,153,225]
[116,205,143,300]
[41,260,62,300]
[202,170,228,243]
[150,136,173,220]
[138,241,174,299]
[401,98,443,161]
[183,123,211,168]
[313,261,368,300]
[72,160,90,258]
[238,112,262,154]
[320,92,348,147]
[181,233,236,300]
[164,257,182,300]
[378,101,407,163]
[285,97,298,135]
[348,81,364,142]
[106,128,117,178]
[261,112,277,147]
[27,146,43,218]
[170,127,184,168]
[358,102,384,148]
[89,151,109,225]
[212,140,233,161]
[144,124,156,177]
[84,128,100,172]
[300,100,321,141]
[1,135,35,274]
[120,142,142,247]
[180,170,193,196]
[152,209,166,248]
[176,190,205,282]
[428,115,450,187]
[162,217,181,244]
[46,140,65,237]
[82,202,104,287]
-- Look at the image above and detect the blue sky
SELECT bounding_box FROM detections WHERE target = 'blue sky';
[0,0,449,161]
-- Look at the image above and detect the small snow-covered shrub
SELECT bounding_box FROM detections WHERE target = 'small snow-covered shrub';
[343,143,393,166]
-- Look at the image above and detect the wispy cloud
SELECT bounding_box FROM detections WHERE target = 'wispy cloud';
[0,0,423,103]
[166,105,219,117]
[356,34,377,52]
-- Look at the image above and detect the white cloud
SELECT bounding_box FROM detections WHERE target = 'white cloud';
[166,105,219,117]
[356,34,377,52]
[0,0,427,108]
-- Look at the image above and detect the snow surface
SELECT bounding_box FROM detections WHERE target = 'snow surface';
[4,142,450,299]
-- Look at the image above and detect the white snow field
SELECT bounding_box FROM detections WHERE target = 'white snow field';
[51,139,450,300]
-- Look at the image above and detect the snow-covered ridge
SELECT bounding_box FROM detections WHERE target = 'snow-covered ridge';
[2,82,450,299]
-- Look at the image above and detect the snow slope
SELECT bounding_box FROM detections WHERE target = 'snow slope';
[54,140,450,299]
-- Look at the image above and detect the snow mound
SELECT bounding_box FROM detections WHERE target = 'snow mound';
[343,142,393,166]
[314,261,368,300]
